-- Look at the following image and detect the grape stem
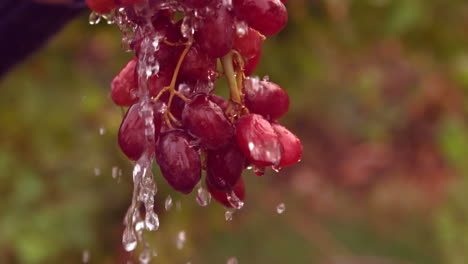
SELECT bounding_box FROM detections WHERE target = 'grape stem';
[221,51,242,104]
[152,42,192,128]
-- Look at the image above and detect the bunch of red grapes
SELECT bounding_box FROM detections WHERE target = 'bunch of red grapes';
[86,0,301,209]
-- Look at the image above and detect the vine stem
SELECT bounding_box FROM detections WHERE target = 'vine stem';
[221,51,242,104]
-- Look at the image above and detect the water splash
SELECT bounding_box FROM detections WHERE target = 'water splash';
[276,203,286,214]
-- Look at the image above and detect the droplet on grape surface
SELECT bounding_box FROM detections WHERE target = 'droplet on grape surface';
[89,11,102,25]
[235,114,282,167]
[227,191,244,209]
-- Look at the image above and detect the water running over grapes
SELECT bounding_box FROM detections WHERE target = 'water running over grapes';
[85,0,300,261]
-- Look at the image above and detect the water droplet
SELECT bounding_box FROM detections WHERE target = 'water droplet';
[246,165,253,170]
[262,75,270,81]
[276,203,286,214]
[152,248,158,257]
[135,220,145,232]
[82,250,90,263]
[123,227,138,252]
[227,257,238,264]
[176,230,186,250]
[139,248,151,264]
[227,191,244,209]
[196,186,211,207]
[112,166,122,181]
[253,166,265,176]
[99,126,106,135]
[272,165,282,173]
[145,211,159,231]
[94,167,101,176]
[235,20,248,37]
[89,11,101,25]
[225,210,234,221]
[176,201,182,211]
[165,195,173,211]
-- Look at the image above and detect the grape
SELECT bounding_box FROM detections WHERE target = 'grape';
[233,0,288,36]
[243,47,261,76]
[86,0,116,13]
[209,94,229,112]
[207,178,246,208]
[155,130,201,194]
[235,114,282,166]
[118,103,162,161]
[244,78,289,120]
[206,143,245,192]
[179,44,217,81]
[233,27,264,60]
[182,94,234,149]
[195,5,234,58]
[179,0,215,9]
[272,122,302,167]
[111,58,138,107]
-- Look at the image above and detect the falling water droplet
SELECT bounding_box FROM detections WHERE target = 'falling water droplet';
[89,11,101,25]
[225,210,234,221]
[139,248,151,264]
[227,191,244,209]
[176,230,186,250]
[196,186,211,207]
[112,166,122,182]
[152,248,158,257]
[82,250,90,263]
[253,166,265,176]
[272,165,282,173]
[145,211,159,231]
[176,200,182,211]
[94,167,101,176]
[165,195,173,211]
[122,226,138,252]
[227,257,238,264]
[99,126,106,135]
[276,203,286,214]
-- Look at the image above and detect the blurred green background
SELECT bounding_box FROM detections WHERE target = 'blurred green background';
[2,0,468,263]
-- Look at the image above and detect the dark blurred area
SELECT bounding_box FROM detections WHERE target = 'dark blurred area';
[1,0,468,263]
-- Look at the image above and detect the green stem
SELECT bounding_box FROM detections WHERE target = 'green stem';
[221,52,241,104]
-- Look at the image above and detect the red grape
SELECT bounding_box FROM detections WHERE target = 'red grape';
[118,103,162,161]
[244,78,289,120]
[233,0,288,36]
[111,58,138,107]
[178,0,215,9]
[235,114,282,166]
[272,122,302,167]
[86,0,116,13]
[207,177,246,208]
[182,94,234,149]
[179,44,217,81]
[233,27,264,60]
[206,143,245,192]
[195,5,234,58]
[155,130,201,194]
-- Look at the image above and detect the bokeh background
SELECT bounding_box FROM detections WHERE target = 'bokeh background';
[2,0,468,263]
